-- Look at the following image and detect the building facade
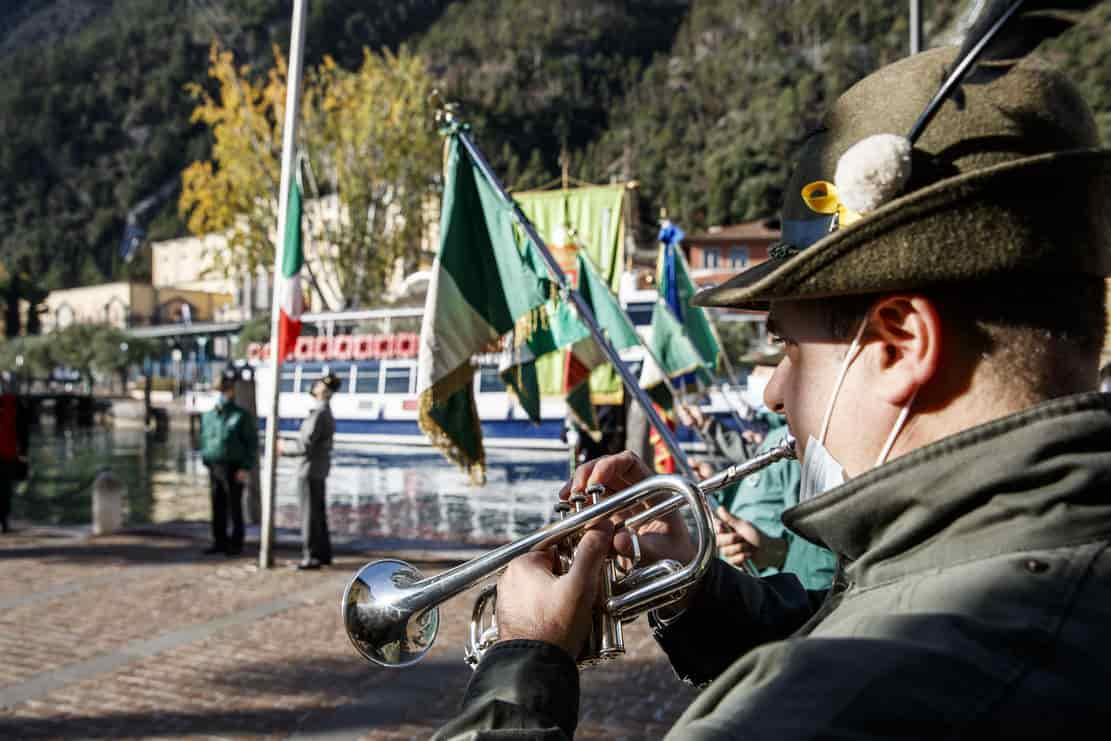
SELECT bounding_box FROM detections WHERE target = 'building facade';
[681,219,780,290]
[41,282,232,332]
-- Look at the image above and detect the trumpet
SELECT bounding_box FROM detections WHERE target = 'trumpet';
[342,437,796,668]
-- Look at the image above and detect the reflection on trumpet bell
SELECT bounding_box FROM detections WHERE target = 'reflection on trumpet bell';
[342,559,440,668]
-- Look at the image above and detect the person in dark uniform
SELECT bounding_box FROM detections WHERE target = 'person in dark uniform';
[282,372,339,570]
[198,371,257,556]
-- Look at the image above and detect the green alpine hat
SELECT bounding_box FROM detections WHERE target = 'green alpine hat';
[693,46,1111,310]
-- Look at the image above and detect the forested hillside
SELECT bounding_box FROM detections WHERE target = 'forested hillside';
[1,0,1108,306]
[0,0,452,291]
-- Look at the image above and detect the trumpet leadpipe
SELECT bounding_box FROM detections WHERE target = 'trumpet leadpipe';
[623,436,797,532]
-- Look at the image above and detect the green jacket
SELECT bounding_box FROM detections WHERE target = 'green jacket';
[712,419,835,590]
[432,393,1111,739]
[199,399,258,470]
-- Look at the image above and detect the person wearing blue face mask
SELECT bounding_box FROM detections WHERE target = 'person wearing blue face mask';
[198,370,258,556]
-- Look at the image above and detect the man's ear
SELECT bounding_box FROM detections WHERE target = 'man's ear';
[865,294,942,406]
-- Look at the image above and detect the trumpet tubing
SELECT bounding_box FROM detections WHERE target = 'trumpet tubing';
[342,437,796,669]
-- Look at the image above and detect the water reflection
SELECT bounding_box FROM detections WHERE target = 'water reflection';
[16,423,568,547]
[295,448,566,546]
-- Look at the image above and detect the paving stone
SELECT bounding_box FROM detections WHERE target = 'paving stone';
[0,532,697,739]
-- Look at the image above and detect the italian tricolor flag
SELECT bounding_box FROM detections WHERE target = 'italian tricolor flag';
[275,178,304,364]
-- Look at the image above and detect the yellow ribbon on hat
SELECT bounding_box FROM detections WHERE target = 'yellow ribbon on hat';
[801,181,861,227]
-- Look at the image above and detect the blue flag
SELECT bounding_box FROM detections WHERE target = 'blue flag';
[657,221,696,387]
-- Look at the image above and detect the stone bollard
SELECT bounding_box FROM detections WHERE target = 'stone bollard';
[92,470,125,535]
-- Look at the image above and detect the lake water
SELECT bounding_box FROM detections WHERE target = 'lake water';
[12,423,571,549]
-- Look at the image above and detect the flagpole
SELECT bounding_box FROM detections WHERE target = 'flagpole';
[260,0,308,569]
[457,132,696,480]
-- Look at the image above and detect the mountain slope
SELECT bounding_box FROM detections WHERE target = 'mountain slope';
[0,0,1107,299]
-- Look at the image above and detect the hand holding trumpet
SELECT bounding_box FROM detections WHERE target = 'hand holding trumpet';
[495,519,615,658]
[341,439,795,668]
[494,451,698,659]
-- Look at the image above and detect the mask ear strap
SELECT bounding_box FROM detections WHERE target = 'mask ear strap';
[876,388,918,467]
[818,314,869,445]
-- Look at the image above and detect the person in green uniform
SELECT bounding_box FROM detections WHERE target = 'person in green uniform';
[431,29,1111,741]
[198,370,258,556]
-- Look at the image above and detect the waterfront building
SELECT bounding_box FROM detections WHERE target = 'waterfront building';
[40,281,231,332]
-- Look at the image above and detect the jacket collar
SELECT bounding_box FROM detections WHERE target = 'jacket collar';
[783,393,1111,588]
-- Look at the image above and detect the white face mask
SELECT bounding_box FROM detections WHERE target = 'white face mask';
[743,374,770,411]
[798,315,917,503]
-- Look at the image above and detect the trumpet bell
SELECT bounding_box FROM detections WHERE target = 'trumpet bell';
[342,559,439,667]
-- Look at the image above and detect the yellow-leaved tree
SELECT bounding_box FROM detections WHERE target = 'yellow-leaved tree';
[179,43,440,309]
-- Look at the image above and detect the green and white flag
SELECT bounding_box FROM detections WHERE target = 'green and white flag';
[500,251,639,438]
[515,185,628,405]
[641,296,705,409]
[418,133,549,482]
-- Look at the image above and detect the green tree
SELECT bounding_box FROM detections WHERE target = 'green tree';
[179,44,441,309]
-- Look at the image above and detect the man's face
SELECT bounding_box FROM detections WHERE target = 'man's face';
[763,301,862,463]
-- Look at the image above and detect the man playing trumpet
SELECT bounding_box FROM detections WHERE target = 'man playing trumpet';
[433,25,1111,741]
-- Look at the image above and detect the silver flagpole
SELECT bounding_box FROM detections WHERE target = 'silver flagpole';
[457,131,695,480]
[260,0,308,569]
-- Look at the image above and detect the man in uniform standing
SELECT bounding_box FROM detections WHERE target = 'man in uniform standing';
[199,371,257,556]
[281,372,339,570]
[432,36,1111,740]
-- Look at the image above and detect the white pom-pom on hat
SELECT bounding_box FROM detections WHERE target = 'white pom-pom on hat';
[834,134,913,214]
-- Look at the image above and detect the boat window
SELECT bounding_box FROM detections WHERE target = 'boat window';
[383,366,413,394]
[337,366,354,393]
[478,367,506,393]
[625,301,654,327]
[354,365,380,394]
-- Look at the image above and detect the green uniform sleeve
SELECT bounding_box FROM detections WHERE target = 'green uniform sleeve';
[651,560,823,687]
[431,640,579,740]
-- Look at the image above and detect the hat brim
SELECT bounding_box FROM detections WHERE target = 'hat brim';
[739,350,784,366]
[692,149,1111,310]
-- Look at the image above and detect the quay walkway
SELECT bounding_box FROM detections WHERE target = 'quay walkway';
[0,526,696,740]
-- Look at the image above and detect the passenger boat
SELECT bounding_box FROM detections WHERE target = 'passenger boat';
[185,304,748,452]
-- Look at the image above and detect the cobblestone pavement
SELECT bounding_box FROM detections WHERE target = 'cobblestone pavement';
[0,529,698,739]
